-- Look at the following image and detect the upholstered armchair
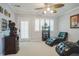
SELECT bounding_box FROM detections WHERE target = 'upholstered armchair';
[55,41,79,56]
[45,32,68,46]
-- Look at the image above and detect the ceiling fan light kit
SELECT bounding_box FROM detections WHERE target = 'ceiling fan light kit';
[50,10,53,13]
[35,3,64,14]
[44,11,47,14]
[43,10,54,15]
[47,7,50,11]
[43,7,54,14]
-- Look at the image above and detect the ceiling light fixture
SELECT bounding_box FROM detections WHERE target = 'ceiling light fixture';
[47,7,50,11]
[50,10,53,13]
[43,8,54,14]
[44,11,46,14]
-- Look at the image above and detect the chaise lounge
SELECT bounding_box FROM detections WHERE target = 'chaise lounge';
[55,40,79,56]
[45,32,68,46]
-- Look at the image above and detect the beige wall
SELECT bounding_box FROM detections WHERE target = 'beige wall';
[16,14,58,42]
[58,7,79,42]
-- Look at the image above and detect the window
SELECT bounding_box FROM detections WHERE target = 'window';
[40,19,45,30]
[50,20,54,31]
[21,21,29,39]
[35,19,39,31]
[46,19,50,26]
[35,18,54,31]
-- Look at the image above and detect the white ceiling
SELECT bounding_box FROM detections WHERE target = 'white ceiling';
[8,3,79,17]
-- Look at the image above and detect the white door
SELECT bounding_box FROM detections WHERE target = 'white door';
[21,21,29,40]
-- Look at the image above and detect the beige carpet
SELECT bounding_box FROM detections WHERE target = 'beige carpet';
[8,42,58,56]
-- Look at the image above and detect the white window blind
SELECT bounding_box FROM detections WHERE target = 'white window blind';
[46,19,50,26]
[35,19,54,31]
[35,19,39,31]
[40,19,45,30]
[50,20,54,31]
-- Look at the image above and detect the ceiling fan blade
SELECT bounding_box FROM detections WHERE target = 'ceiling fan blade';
[35,3,48,10]
[53,10,57,13]
[35,7,43,10]
[50,4,64,8]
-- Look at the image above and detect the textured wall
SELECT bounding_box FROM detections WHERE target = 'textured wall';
[58,7,79,42]
[16,14,58,42]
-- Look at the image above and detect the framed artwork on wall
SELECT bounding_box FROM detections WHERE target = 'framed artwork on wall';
[4,9,11,17]
[0,6,11,18]
[4,9,8,16]
[1,18,7,31]
[0,6,3,13]
[8,13,11,17]
[70,14,79,28]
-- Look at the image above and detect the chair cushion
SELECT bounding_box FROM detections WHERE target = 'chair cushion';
[58,32,65,37]
[47,37,55,41]
[46,37,56,44]
[77,40,79,45]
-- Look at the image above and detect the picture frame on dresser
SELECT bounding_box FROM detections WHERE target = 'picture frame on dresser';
[70,14,79,28]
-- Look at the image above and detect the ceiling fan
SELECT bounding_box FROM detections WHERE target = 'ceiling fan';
[35,3,64,13]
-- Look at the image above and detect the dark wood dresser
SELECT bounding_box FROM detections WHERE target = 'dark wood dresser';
[4,35,19,55]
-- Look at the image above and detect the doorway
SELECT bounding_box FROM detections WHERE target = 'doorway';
[20,21,29,41]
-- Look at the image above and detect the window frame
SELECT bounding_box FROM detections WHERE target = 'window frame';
[35,18,54,31]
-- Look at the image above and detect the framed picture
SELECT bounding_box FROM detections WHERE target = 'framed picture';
[8,13,11,17]
[1,18,7,31]
[4,9,11,17]
[0,6,3,13]
[70,14,79,28]
[4,9,8,16]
